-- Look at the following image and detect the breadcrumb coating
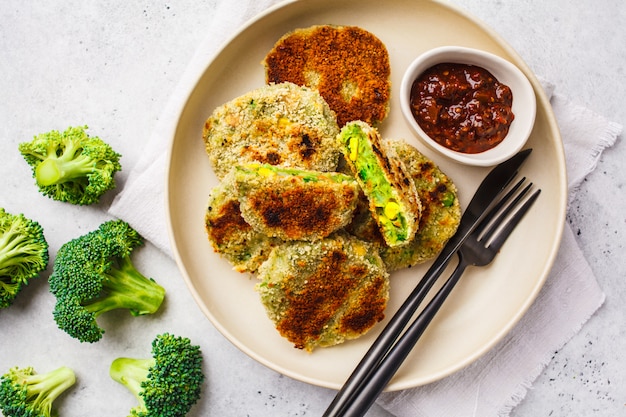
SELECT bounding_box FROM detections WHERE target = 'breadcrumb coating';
[263,25,391,127]
[256,233,389,351]
[203,82,341,180]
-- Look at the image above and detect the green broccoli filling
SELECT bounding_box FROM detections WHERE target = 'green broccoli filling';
[340,125,409,244]
[236,163,353,184]
[83,255,165,317]
[442,191,456,207]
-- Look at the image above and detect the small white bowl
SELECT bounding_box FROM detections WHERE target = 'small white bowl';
[400,46,536,166]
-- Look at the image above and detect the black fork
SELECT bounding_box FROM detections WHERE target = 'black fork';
[328,177,541,417]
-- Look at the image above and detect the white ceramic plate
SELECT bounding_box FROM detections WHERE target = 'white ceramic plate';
[166,0,566,391]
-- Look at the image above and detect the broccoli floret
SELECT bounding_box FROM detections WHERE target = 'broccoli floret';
[18,125,121,205]
[49,219,165,343]
[110,333,204,417]
[0,208,49,309]
[0,365,76,417]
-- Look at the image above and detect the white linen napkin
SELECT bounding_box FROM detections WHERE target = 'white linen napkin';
[108,0,280,255]
[107,1,622,416]
[377,94,622,417]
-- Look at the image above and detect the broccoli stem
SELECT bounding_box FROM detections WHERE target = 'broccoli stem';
[0,228,41,276]
[20,366,76,416]
[0,232,27,273]
[109,357,154,404]
[0,228,27,298]
[35,139,95,186]
[84,255,165,317]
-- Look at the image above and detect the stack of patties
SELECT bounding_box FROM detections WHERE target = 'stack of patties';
[201,25,460,352]
[203,162,390,352]
[202,82,392,351]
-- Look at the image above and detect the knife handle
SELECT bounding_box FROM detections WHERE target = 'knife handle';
[322,245,458,417]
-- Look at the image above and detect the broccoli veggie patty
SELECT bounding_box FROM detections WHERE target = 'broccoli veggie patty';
[263,25,391,127]
[338,121,422,248]
[205,170,279,273]
[234,163,360,241]
[256,233,389,351]
[347,139,461,270]
[202,82,341,180]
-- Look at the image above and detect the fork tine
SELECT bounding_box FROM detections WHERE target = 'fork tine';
[474,177,527,237]
[479,180,533,243]
[487,187,541,252]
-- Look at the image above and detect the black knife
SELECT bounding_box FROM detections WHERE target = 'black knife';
[323,148,532,417]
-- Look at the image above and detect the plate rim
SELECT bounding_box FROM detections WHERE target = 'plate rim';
[164,0,567,391]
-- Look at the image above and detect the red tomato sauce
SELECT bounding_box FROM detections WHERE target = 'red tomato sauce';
[410,63,514,154]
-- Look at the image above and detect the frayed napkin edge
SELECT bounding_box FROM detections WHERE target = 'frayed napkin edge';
[568,118,622,200]
[559,97,623,201]
[491,92,620,414]
[497,285,606,416]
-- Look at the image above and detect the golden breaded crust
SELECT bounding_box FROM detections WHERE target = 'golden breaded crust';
[263,25,391,127]
[234,164,360,241]
[205,171,279,273]
[347,140,461,270]
[256,233,389,351]
[203,82,341,180]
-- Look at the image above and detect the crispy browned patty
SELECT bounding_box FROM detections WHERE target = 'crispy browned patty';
[205,170,279,273]
[203,82,341,180]
[233,164,360,241]
[263,25,391,127]
[347,140,461,270]
[256,233,389,351]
